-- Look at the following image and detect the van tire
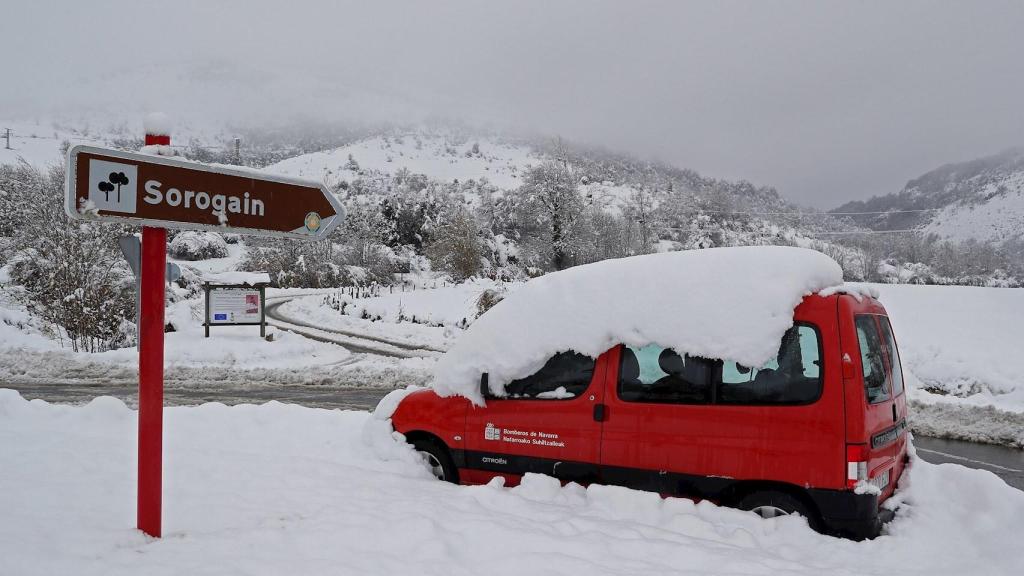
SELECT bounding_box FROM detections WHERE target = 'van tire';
[411,438,459,484]
[738,490,820,529]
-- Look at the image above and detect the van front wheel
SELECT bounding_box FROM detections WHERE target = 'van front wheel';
[738,491,819,528]
[411,438,459,484]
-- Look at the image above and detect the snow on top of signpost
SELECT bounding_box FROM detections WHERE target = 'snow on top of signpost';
[143,112,172,136]
[431,246,843,404]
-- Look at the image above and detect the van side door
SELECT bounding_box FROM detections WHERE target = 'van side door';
[461,351,609,485]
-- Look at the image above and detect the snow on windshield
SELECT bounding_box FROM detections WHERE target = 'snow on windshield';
[432,246,843,403]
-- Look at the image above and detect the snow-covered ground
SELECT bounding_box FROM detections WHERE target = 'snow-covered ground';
[0,389,1021,576]
[0,285,429,390]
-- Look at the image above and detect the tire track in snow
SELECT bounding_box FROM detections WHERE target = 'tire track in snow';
[264,296,443,359]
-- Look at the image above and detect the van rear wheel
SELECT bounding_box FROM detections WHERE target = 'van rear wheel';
[738,491,819,529]
[411,438,459,484]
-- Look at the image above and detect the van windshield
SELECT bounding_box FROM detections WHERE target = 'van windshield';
[855,315,890,404]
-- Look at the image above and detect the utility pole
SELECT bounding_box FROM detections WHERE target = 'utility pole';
[233,137,241,164]
[4,128,10,150]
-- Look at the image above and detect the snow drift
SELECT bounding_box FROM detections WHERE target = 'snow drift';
[2,390,1023,576]
[432,246,843,402]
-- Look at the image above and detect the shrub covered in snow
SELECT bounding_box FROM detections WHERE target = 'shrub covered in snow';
[3,163,135,352]
[168,231,229,261]
[426,207,484,282]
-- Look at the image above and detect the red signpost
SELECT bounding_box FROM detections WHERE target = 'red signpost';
[64,121,343,539]
[138,131,169,537]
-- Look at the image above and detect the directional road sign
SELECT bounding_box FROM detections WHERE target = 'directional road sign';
[65,145,343,240]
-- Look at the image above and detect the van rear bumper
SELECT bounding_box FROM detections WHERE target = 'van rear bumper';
[807,489,893,540]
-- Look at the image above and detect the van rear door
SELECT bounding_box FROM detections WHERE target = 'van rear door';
[838,296,906,500]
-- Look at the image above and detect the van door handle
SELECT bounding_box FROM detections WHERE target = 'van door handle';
[593,403,607,422]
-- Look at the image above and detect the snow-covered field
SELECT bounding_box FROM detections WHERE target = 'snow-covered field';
[876,283,1024,411]
[0,389,1021,576]
[873,283,1024,446]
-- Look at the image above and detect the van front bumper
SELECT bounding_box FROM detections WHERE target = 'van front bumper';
[807,489,894,540]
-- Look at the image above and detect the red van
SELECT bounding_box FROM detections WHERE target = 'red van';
[390,291,909,539]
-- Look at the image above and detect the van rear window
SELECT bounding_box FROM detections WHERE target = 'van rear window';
[878,317,905,397]
[855,315,890,404]
[718,324,822,404]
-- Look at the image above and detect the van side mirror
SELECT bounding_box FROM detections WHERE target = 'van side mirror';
[480,372,490,398]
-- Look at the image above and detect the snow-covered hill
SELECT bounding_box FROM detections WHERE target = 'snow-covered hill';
[833,147,1024,245]
[266,132,641,215]
[267,133,539,190]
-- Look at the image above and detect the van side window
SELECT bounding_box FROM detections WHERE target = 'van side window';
[718,325,822,404]
[618,345,712,404]
[878,317,905,397]
[503,351,594,400]
[856,316,890,404]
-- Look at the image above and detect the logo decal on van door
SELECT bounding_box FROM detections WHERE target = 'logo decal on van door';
[484,422,501,441]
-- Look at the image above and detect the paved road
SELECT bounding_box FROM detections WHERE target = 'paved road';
[4,381,392,411]
[5,380,1022,491]
[914,435,1024,490]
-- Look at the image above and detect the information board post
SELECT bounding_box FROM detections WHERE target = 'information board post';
[138,131,169,538]
[260,285,266,338]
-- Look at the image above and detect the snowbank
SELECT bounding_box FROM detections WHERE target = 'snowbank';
[1,390,1023,576]
[433,247,843,402]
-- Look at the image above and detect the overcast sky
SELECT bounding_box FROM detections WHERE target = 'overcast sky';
[3,1,1023,207]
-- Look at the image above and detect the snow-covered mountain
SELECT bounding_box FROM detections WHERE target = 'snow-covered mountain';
[832,148,1024,245]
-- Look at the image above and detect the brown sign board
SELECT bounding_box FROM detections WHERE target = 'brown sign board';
[65,145,344,240]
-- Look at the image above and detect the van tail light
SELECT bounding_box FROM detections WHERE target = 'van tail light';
[846,444,869,489]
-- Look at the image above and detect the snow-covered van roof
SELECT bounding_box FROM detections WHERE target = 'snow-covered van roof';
[431,246,843,403]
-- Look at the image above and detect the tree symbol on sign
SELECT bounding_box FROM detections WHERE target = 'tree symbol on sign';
[99,172,130,203]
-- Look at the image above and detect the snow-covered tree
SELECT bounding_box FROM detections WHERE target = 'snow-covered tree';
[520,160,586,270]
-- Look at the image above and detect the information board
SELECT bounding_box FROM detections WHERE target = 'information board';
[208,288,262,324]
[203,282,267,337]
